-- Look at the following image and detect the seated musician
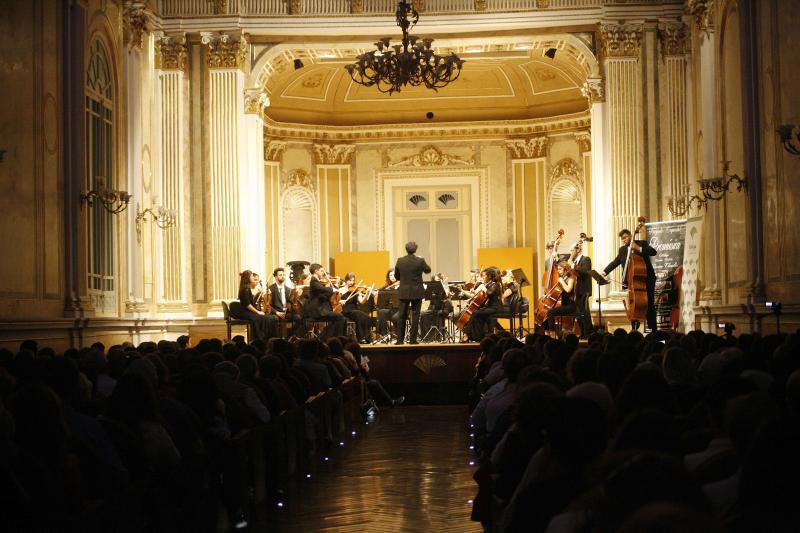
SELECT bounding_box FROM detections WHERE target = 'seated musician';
[305,264,346,340]
[453,268,484,327]
[544,261,577,334]
[269,267,305,337]
[237,270,278,343]
[465,267,502,342]
[376,269,399,336]
[341,273,376,344]
[420,273,454,341]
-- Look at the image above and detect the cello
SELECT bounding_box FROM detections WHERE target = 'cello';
[455,283,489,331]
[623,216,649,324]
[541,229,565,292]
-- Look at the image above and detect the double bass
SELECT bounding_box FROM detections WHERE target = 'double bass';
[623,216,649,324]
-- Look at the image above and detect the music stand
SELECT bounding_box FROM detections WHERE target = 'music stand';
[511,268,531,337]
[375,290,400,344]
[590,269,610,330]
[422,282,449,343]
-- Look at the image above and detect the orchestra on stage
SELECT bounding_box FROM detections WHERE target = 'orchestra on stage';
[233,224,660,345]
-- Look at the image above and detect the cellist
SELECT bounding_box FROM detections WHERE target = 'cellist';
[545,261,576,334]
[603,228,658,331]
[465,267,502,342]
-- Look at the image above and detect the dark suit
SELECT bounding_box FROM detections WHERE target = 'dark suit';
[604,240,657,331]
[269,283,304,336]
[571,254,594,337]
[304,277,345,340]
[393,253,432,344]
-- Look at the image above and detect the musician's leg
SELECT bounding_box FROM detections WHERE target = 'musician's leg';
[646,279,658,332]
[409,299,422,343]
[397,300,410,344]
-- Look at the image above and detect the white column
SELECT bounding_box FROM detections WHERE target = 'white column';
[239,93,267,279]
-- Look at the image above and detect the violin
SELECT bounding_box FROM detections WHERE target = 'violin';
[254,281,272,314]
[287,286,304,315]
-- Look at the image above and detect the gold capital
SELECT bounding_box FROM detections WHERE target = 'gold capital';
[264,138,287,162]
[575,131,591,153]
[123,2,155,50]
[686,0,715,35]
[313,143,356,165]
[581,78,605,104]
[658,22,690,58]
[201,32,248,70]
[599,24,643,58]
[155,34,188,72]
[505,136,549,159]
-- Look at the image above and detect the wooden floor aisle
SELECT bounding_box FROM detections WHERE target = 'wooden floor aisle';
[252,405,482,533]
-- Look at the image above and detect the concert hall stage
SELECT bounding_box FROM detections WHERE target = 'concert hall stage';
[361,342,481,405]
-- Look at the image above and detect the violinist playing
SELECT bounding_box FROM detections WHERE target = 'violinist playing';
[465,267,502,342]
[603,228,658,332]
[306,263,346,340]
[545,261,576,334]
[269,267,305,337]
[375,269,399,337]
[341,273,375,344]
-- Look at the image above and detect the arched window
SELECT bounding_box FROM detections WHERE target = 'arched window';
[86,39,116,312]
[281,187,318,265]
[549,179,584,243]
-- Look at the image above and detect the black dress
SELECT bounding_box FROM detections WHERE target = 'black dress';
[545,283,577,331]
[238,287,278,342]
[466,282,502,342]
[342,289,375,343]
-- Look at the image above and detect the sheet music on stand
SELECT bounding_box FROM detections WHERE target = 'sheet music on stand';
[511,268,530,288]
[376,289,399,311]
[424,282,447,303]
[590,270,610,285]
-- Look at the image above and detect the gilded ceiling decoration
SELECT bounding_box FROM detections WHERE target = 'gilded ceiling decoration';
[388,145,475,167]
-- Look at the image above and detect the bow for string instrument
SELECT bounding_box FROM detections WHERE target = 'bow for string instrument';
[542,228,565,291]
[622,216,649,324]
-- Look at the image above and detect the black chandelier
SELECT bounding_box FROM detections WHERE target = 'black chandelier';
[344,0,464,94]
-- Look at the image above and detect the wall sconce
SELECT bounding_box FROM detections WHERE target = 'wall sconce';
[667,161,748,218]
[80,186,132,214]
[135,204,177,242]
[778,124,800,155]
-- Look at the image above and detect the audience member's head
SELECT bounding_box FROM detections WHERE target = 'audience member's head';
[236,354,259,381]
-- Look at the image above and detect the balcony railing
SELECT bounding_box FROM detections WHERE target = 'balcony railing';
[156,0,606,18]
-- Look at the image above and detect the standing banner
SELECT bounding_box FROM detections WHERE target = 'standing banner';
[645,220,687,330]
[679,216,704,332]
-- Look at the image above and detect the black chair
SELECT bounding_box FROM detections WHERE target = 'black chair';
[492,297,530,339]
[222,300,252,342]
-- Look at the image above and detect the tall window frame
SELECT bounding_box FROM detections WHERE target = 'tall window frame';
[85,39,116,311]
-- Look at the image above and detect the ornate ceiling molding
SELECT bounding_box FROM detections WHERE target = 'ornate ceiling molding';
[599,24,643,58]
[686,0,715,35]
[123,2,157,50]
[154,33,188,72]
[281,168,315,191]
[244,89,270,115]
[504,136,549,159]
[201,32,248,70]
[313,143,356,165]
[574,131,591,152]
[263,139,287,162]
[658,21,690,58]
[581,77,605,104]
[262,112,590,142]
[388,145,475,167]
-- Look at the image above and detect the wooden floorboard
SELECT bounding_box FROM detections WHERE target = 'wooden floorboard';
[251,405,481,532]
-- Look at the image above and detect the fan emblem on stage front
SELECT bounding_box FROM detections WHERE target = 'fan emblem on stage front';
[414,354,447,374]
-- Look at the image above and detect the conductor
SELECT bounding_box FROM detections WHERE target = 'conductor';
[394,241,432,345]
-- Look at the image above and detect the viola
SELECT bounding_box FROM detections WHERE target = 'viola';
[623,216,648,323]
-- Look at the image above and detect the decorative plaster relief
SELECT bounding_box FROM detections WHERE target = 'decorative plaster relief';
[201,32,248,70]
[504,136,549,159]
[389,145,475,167]
[313,143,356,165]
[551,158,581,182]
[600,24,644,58]
[281,168,315,192]
[154,34,187,72]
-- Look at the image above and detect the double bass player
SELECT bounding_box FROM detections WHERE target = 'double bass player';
[603,227,658,332]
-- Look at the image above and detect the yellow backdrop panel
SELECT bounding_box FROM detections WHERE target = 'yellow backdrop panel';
[333,251,391,288]
[477,247,535,332]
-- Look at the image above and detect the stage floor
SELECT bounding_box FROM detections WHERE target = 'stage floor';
[361,342,481,404]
